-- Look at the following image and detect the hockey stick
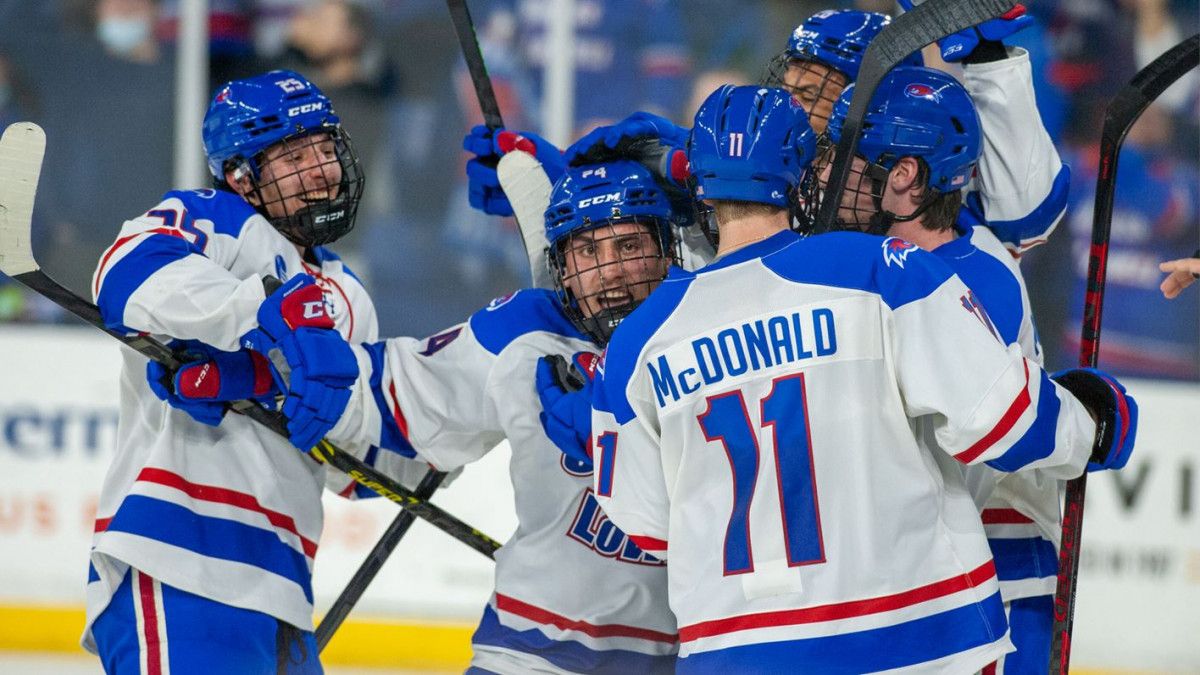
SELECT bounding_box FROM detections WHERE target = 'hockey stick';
[446,0,554,288]
[0,121,502,560]
[813,0,1015,233]
[1051,34,1199,674]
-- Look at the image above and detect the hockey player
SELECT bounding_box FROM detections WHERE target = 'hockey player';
[765,5,1069,254]
[584,84,1137,673]
[811,64,1064,673]
[84,70,412,673]
[209,154,687,673]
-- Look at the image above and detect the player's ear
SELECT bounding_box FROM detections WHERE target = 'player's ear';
[890,157,923,203]
[224,165,256,201]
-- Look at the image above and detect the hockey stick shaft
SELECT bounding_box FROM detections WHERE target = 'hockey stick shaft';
[315,468,448,651]
[0,122,502,561]
[814,0,1014,232]
[1051,34,1199,674]
[447,0,504,130]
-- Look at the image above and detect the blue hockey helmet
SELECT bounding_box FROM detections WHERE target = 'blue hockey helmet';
[784,10,923,82]
[203,70,340,180]
[688,85,816,209]
[828,66,981,193]
[202,70,365,247]
[544,160,679,343]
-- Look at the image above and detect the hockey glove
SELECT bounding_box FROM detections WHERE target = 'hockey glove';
[147,341,234,427]
[1051,367,1138,472]
[565,112,691,189]
[463,125,566,217]
[536,353,599,470]
[897,0,1031,63]
[243,275,359,452]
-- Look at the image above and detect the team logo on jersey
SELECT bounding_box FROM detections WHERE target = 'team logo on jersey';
[486,292,517,311]
[566,490,665,567]
[904,83,937,101]
[882,237,919,268]
[560,453,593,477]
[274,255,289,282]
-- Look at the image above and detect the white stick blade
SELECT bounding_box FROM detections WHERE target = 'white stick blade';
[498,150,555,289]
[0,122,46,277]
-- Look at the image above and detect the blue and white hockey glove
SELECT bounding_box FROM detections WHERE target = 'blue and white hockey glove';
[565,112,691,189]
[463,125,566,217]
[898,0,1031,63]
[536,353,599,470]
[243,275,359,452]
[1051,367,1138,472]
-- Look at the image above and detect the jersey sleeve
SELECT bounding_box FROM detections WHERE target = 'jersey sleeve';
[887,252,1095,479]
[963,47,1069,254]
[590,346,672,560]
[326,321,505,474]
[91,191,271,351]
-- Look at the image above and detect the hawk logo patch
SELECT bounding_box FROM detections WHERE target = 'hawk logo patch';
[882,237,919,268]
[486,292,517,311]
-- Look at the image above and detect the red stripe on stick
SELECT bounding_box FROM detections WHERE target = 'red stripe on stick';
[678,561,996,642]
[955,361,1032,464]
[136,467,317,558]
[495,593,678,643]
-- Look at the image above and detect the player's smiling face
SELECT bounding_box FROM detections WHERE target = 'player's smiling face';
[560,220,670,320]
[252,131,343,220]
[782,60,848,134]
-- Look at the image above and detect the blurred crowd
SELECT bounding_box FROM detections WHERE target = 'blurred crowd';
[0,0,1196,380]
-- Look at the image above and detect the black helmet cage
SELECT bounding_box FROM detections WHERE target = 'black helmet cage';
[796,139,940,236]
[761,54,849,133]
[549,215,680,345]
[223,125,365,248]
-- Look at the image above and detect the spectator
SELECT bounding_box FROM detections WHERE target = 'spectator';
[1160,251,1200,299]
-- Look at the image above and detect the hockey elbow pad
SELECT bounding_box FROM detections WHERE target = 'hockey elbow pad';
[1051,367,1138,472]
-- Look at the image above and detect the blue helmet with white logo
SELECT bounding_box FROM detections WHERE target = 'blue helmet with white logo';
[201,70,365,247]
[783,10,922,82]
[544,160,678,344]
[688,85,816,208]
[828,66,981,193]
[202,70,339,180]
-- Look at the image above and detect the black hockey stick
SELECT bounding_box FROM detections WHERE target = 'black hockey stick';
[1051,33,1199,674]
[447,0,505,130]
[0,121,502,560]
[813,0,1015,233]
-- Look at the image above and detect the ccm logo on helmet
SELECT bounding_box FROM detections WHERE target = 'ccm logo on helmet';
[288,102,325,117]
[577,192,621,209]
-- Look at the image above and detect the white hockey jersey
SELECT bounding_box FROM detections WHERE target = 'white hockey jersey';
[964,46,1070,254]
[937,216,1063,602]
[83,188,421,652]
[327,288,677,674]
[591,230,1097,673]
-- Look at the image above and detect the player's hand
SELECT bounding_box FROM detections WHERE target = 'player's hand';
[463,125,566,217]
[244,275,359,451]
[1158,254,1200,299]
[1051,368,1138,472]
[147,341,233,427]
[898,0,1031,63]
[536,353,599,469]
[565,112,691,189]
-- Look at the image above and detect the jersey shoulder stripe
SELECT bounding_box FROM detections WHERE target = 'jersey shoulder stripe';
[761,231,957,311]
[96,233,201,332]
[469,288,589,356]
